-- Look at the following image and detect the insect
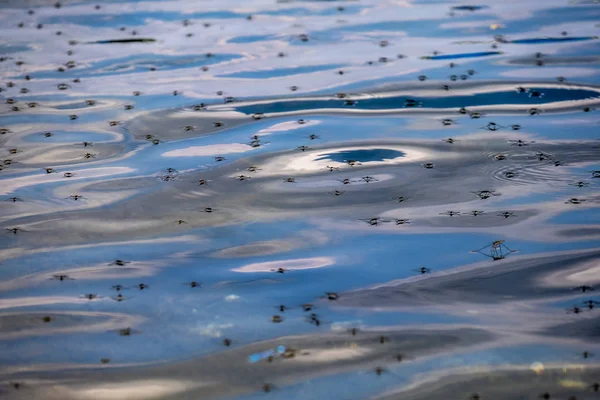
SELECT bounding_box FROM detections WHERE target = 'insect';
[348,327,359,336]
[271,315,283,323]
[422,163,435,169]
[528,108,542,115]
[307,313,321,326]
[566,306,583,314]
[43,316,52,323]
[325,166,341,172]
[497,211,516,218]
[330,190,346,196]
[182,125,195,132]
[109,121,120,127]
[214,156,225,162]
[262,384,274,393]
[482,122,502,131]
[471,240,517,260]
[276,305,290,313]
[441,119,456,126]
[379,335,389,344]
[124,105,134,110]
[413,266,431,274]
[69,115,78,120]
[582,300,600,310]
[197,179,210,185]
[418,75,427,81]
[392,196,408,203]
[68,195,86,201]
[440,211,460,217]
[5,227,25,234]
[301,303,314,312]
[581,350,594,359]
[361,176,378,183]
[81,141,93,147]
[469,112,483,119]
[573,285,594,293]
[443,138,458,144]
[152,139,162,145]
[202,207,217,213]
[589,382,599,392]
[591,171,600,178]
[51,274,75,281]
[111,284,128,292]
[246,166,261,173]
[193,104,206,111]
[566,198,586,204]
[5,197,23,202]
[184,281,201,288]
[404,99,421,107]
[234,175,251,181]
[117,327,140,336]
[222,338,232,347]
[469,210,485,216]
[494,154,506,161]
[471,190,499,200]
[346,159,361,167]
[283,177,296,183]
[394,219,411,225]
[111,294,131,302]
[511,124,522,131]
[359,217,387,226]
[175,220,187,225]
[325,292,339,301]
[81,293,98,300]
[297,145,309,152]
[271,267,288,274]
[136,283,149,291]
[509,139,534,146]
[374,367,387,376]
[535,152,552,161]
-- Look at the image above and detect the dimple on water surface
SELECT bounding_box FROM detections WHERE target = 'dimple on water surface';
[1,0,600,399]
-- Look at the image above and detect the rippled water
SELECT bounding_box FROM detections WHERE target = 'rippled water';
[1,0,600,399]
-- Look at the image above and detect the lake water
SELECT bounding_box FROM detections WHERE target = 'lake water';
[0,0,599,399]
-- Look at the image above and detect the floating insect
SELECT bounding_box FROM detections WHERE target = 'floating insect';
[307,313,321,326]
[175,220,187,225]
[440,211,460,217]
[482,122,502,131]
[111,294,131,302]
[581,350,594,359]
[202,207,218,213]
[301,303,314,312]
[443,138,458,144]
[348,327,359,336]
[469,210,485,216]
[494,154,507,161]
[441,119,457,126]
[346,159,361,167]
[573,285,594,293]
[374,367,387,376]
[535,152,552,161]
[271,267,288,274]
[276,305,290,313]
[360,217,387,226]
[422,163,435,169]
[117,327,140,336]
[136,283,149,291]
[214,156,225,162]
[325,166,341,172]
[566,198,586,204]
[471,190,499,200]
[283,177,296,183]
[5,197,23,202]
[51,274,75,281]
[528,108,542,115]
[497,211,516,218]
[68,194,85,201]
[379,335,389,344]
[330,190,346,196]
[81,141,93,147]
[197,179,210,185]
[582,300,600,310]
[247,166,261,172]
[81,293,98,300]
[234,175,252,181]
[112,284,128,292]
[469,112,483,119]
[361,176,378,183]
[566,306,583,314]
[271,315,283,323]
[394,219,411,225]
[5,227,25,235]
[413,266,431,274]
[392,196,408,203]
[297,145,309,152]
[471,240,517,260]
[184,281,201,288]
[509,139,534,146]
[325,292,339,301]
[262,384,275,393]
[589,382,599,392]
